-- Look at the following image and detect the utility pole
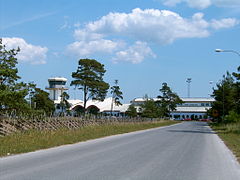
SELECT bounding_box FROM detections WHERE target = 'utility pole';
[186,78,192,98]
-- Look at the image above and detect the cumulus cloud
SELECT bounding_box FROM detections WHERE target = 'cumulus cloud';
[161,0,240,9]
[67,39,122,57]
[210,18,239,29]
[67,8,238,63]
[83,8,207,44]
[2,37,48,64]
[75,8,237,44]
[113,41,156,64]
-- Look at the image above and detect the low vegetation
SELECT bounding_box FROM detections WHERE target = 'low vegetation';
[211,122,240,162]
[0,120,178,157]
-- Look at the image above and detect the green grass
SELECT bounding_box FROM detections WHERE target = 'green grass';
[0,121,178,157]
[211,122,240,162]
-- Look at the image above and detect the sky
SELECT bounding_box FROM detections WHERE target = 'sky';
[1,0,240,103]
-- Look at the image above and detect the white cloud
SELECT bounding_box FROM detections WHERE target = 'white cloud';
[211,18,239,29]
[2,37,48,64]
[113,41,156,64]
[75,8,237,45]
[161,0,240,9]
[67,8,238,63]
[74,29,104,41]
[66,39,122,57]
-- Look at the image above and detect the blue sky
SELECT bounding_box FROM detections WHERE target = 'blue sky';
[1,0,240,103]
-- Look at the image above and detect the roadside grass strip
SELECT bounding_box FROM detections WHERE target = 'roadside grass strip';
[211,122,240,162]
[0,121,178,157]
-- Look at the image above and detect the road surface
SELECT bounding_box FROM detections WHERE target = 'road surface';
[1,122,240,180]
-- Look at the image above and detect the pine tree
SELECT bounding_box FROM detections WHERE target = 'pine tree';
[126,104,137,117]
[110,80,123,115]
[31,88,55,115]
[71,59,109,113]
[156,82,182,118]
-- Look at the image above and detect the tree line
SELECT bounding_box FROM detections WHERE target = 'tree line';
[208,67,240,123]
[0,39,55,116]
[0,39,183,118]
[0,39,124,117]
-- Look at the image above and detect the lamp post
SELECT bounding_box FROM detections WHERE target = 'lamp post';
[215,49,240,57]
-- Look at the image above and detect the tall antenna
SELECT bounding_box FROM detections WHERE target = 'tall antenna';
[186,78,192,98]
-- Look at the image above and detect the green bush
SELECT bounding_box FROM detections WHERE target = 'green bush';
[225,111,240,123]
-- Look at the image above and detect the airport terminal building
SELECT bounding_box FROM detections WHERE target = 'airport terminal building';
[131,97,215,120]
[46,77,214,119]
[45,77,129,116]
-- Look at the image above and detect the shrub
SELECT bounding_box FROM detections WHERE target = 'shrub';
[225,111,240,123]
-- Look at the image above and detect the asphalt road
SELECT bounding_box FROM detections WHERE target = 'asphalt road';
[1,122,240,180]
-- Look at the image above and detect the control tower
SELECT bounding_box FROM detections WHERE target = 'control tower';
[46,77,68,101]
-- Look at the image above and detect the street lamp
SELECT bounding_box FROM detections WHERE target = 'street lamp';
[215,49,240,57]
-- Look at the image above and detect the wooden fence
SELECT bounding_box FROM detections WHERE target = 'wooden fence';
[0,116,158,136]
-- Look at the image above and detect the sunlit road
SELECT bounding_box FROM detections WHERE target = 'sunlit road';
[1,122,240,180]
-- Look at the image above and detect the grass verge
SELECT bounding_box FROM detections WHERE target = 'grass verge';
[211,122,240,163]
[0,120,178,157]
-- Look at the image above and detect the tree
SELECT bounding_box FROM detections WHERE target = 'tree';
[156,83,182,118]
[31,88,55,115]
[60,92,71,115]
[0,39,20,87]
[141,98,160,118]
[0,39,32,114]
[126,104,137,117]
[71,59,109,113]
[110,80,123,115]
[232,66,240,81]
[210,72,237,122]
[232,66,240,114]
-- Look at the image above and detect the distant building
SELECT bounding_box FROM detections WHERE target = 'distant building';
[69,97,130,116]
[45,77,68,114]
[131,97,215,120]
[171,97,214,120]
[46,77,129,116]
[46,77,68,101]
[45,77,214,118]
